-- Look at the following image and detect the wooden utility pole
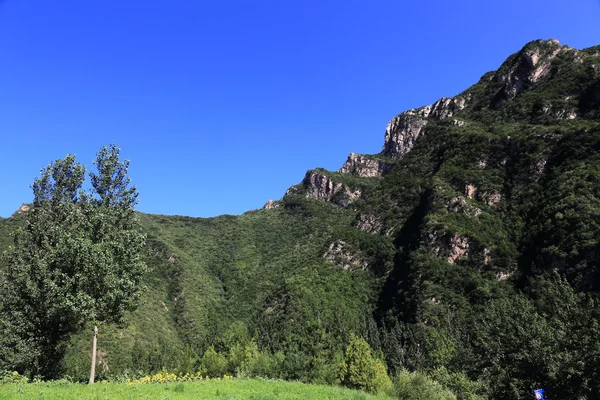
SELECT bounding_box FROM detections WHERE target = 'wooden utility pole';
[89,325,98,384]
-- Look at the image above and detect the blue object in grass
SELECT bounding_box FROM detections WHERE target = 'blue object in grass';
[534,388,548,400]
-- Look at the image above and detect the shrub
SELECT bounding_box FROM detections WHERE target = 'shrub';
[391,369,456,400]
[430,367,486,400]
[341,334,392,394]
[199,346,227,378]
[0,371,29,385]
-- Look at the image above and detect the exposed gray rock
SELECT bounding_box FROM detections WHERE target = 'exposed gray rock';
[448,196,482,217]
[355,213,384,234]
[541,102,579,119]
[492,39,578,108]
[496,271,512,281]
[532,159,547,177]
[286,170,361,207]
[447,234,470,264]
[323,240,369,270]
[382,114,428,157]
[338,153,393,177]
[263,200,280,209]
[465,184,477,199]
[483,248,492,265]
[482,192,502,207]
[402,96,467,120]
[16,204,31,214]
[382,95,469,158]
[427,96,467,119]
[428,230,470,264]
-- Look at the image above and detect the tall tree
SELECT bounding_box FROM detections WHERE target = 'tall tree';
[0,145,147,381]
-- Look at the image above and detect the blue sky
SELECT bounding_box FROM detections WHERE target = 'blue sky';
[1,1,600,218]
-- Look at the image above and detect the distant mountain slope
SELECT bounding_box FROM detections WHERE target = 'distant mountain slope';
[2,39,600,399]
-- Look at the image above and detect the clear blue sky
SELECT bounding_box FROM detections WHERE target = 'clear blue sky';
[1,1,600,218]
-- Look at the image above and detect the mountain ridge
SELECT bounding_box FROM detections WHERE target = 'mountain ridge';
[276,39,600,215]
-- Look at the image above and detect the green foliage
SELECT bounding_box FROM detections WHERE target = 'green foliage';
[471,274,600,399]
[0,379,393,399]
[341,334,392,394]
[390,370,456,400]
[430,367,486,400]
[0,371,28,385]
[0,145,147,379]
[199,346,227,378]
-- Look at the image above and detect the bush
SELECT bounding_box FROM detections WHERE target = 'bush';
[430,367,486,400]
[341,334,392,394]
[242,349,286,379]
[0,371,29,385]
[199,346,227,378]
[391,369,456,400]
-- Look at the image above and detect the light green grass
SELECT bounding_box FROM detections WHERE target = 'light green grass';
[0,379,392,400]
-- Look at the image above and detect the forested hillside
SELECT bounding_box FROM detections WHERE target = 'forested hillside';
[2,39,600,399]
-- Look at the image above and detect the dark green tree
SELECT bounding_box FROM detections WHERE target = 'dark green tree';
[0,145,147,381]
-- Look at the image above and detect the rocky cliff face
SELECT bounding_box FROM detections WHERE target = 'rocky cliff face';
[381,114,428,158]
[284,170,361,207]
[491,39,578,108]
[381,96,468,158]
[280,73,476,205]
[338,153,393,177]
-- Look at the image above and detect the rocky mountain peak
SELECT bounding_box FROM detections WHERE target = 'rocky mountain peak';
[491,38,577,108]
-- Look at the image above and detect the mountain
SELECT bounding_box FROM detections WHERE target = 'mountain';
[2,39,600,399]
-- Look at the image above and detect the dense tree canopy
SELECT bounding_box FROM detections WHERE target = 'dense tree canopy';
[0,145,146,379]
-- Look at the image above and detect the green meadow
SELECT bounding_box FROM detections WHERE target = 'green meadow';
[0,379,391,400]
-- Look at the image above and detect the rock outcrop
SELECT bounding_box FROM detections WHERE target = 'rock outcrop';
[263,200,280,209]
[355,213,384,234]
[447,196,482,217]
[14,203,31,215]
[425,96,468,119]
[338,153,393,177]
[428,230,471,264]
[482,191,502,208]
[539,99,579,120]
[464,184,477,199]
[285,170,361,207]
[323,240,369,270]
[382,115,428,157]
[491,39,577,108]
[446,234,470,264]
[382,96,468,158]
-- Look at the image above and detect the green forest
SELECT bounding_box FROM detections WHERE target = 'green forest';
[2,39,600,399]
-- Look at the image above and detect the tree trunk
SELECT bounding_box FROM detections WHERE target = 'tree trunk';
[89,325,98,384]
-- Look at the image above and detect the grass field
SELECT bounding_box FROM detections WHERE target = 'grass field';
[0,379,392,400]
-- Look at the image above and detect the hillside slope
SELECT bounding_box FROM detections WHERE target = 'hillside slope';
[2,39,600,399]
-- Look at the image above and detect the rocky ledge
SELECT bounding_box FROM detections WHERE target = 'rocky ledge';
[381,96,468,158]
[338,153,393,177]
[284,170,361,207]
